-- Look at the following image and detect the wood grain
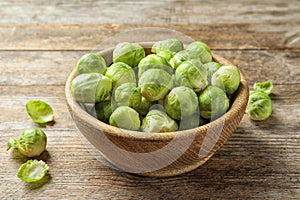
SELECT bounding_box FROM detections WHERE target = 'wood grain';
[1,85,299,130]
[0,0,299,25]
[0,50,299,86]
[0,55,299,198]
[0,0,299,198]
[0,23,300,50]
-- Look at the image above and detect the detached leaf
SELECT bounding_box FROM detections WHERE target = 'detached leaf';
[26,100,54,124]
[253,80,273,95]
[7,139,17,151]
[18,160,49,183]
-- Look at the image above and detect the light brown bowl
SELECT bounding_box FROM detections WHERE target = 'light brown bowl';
[65,43,249,177]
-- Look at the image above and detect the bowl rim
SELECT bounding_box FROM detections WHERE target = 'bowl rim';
[65,46,249,141]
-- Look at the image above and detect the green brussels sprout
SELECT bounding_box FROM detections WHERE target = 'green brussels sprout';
[211,65,241,96]
[26,100,54,124]
[138,63,174,79]
[164,86,199,120]
[113,83,141,108]
[138,68,173,101]
[199,86,229,120]
[95,101,113,123]
[151,38,183,54]
[17,160,49,183]
[139,54,170,67]
[141,109,178,133]
[109,106,140,131]
[253,80,273,95]
[175,59,208,92]
[113,42,145,67]
[105,62,136,88]
[138,54,173,77]
[135,97,153,116]
[246,91,272,121]
[7,128,47,157]
[169,50,199,69]
[157,50,174,62]
[186,41,212,63]
[76,53,107,75]
[71,73,112,103]
[203,62,221,84]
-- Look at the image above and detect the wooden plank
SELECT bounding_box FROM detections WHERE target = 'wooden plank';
[0,49,299,86]
[1,82,299,142]
[1,84,299,131]
[0,50,86,86]
[0,0,299,25]
[0,23,300,50]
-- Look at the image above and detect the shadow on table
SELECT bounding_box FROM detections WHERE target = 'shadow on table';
[10,149,51,163]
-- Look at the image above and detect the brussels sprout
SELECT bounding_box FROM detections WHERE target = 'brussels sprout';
[186,41,212,63]
[139,54,170,67]
[105,62,136,88]
[109,106,140,131]
[151,38,183,54]
[76,53,107,75]
[141,109,178,133]
[7,128,47,157]
[26,100,54,124]
[134,97,153,116]
[138,69,173,101]
[17,160,49,183]
[253,80,273,95]
[113,83,141,108]
[71,73,112,103]
[169,50,199,69]
[164,86,199,120]
[175,59,208,92]
[199,86,229,120]
[157,50,174,62]
[203,62,221,84]
[138,63,174,79]
[211,65,241,96]
[113,42,145,67]
[95,101,113,123]
[138,54,173,77]
[246,91,272,121]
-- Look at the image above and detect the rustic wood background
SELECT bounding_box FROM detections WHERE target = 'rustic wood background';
[0,0,299,199]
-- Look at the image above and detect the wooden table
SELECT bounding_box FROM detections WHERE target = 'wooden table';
[1,0,299,199]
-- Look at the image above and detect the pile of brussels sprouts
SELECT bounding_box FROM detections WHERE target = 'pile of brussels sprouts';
[71,39,241,132]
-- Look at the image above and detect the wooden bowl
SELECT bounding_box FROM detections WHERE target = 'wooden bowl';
[65,43,249,177]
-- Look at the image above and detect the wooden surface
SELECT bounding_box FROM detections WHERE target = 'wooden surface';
[0,0,299,199]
